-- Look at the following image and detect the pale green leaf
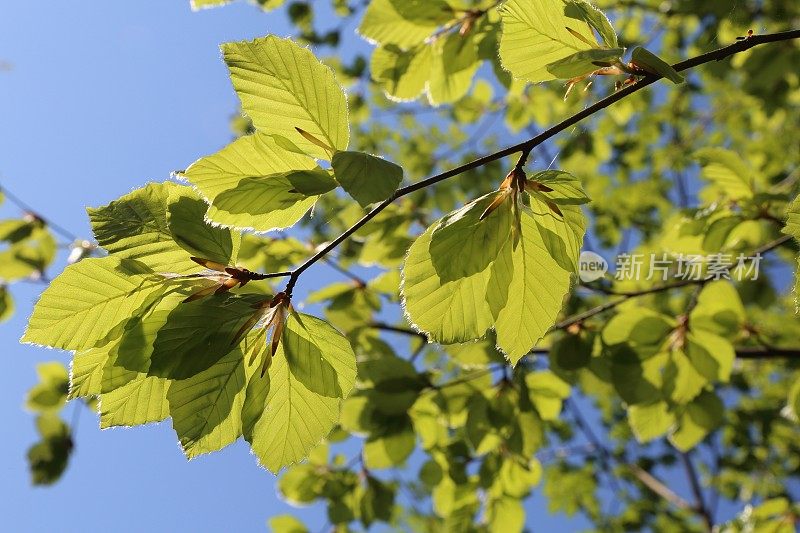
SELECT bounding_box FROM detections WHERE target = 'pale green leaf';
[148,293,266,380]
[490,207,576,363]
[402,193,510,344]
[22,256,168,351]
[99,375,170,428]
[87,183,199,273]
[565,0,618,47]
[669,391,723,451]
[206,174,319,233]
[370,44,432,102]
[166,186,240,265]
[358,0,454,49]
[695,148,756,200]
[546,47,624,79]
[331,151,404,207]
[68,347,107,400]
[181,132,316,202]
[530,170,591,205]
[499,0,596,83]
[631,46,684,84]
[627,401,675,442]
[167,346,248,457]
[285,169,338,196]
[428,32,480,105]
[0,285,14,323]
[222,36,349,159]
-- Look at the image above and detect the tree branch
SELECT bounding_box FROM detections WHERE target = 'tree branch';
[680,451,714,531]
[282,30,800,296]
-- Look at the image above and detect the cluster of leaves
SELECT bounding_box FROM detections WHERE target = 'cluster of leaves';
[13,0,800,531]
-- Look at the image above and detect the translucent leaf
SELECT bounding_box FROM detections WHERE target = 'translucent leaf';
[546,47,624,79]
[402,193,510,344]
[268,515,308,533]
[358,0,454,49]
[167,346,248,457]
[363,415,415,469]
[530,170,590,205]
[0,225,57,281]
[565,0,617,47]
[147,293,266,380]
[22,257,168,351]
[669,391,723,451]
[206,174,319,233]
[222,36,349,159]
[627,401,675,442]
[631,46,685,84]
[331,151,404,207]
[428,32,480,105]
[68,347,107,400]
[694,148,755,200]
[525,371,570,420]
[25,362,69,413]
[685,329,735,384]
[166,186,240,265]
[99,375,170,428]
[87,183,199,273]
[490,207,577,363]
[370,44,432,101]
[528,194,587,273]
[499,0,596,83]
[285,169,338,196]
[246,313,356,473]
[27,414,72,486]
[181,132,316,203]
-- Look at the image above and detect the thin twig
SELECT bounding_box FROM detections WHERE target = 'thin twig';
[0,182,79,242]
[680,451,714,531]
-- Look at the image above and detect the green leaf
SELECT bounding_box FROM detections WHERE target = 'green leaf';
[784,194,800,240]
[490,207,577,363]
[528,193,588,272]
[402,193,510,344]
[530,170,591,205]
[99,374,171,428]
[167,346,248,457]
[246,313,356,473]
[88,183,199,273]
[428,32,480,105]
[181,132,316,203]
[68,347,107,400]
[27,414,72,486]
[358,0,454,49]
[685,329,735,384]
[26,362,69,413]
[0,285,14,323]
[331,151,404,207]
[22,256,168,351]
[206,174,320,233]
[499,0,597,83]
[147,293,266,379]
[285,169,338,196]
[565,0,618,48]
[627,401,675,442]
[166,186,240,265]
[546,47,624,79]
[222,36,349,159]
[631,46,684,84]
[364,415,416,469]
[602,310,674,359]
[370,44,432,102]
[525,371,570,420]
[0,225,57,281]
[268,515,308,533]
[282,311,358,398]
[669,391,723,451]
[694,148,756,200]
[359,475,395,528]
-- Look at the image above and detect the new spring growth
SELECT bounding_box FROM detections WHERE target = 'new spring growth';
[234,292,291,377]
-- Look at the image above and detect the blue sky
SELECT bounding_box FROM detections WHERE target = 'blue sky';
[0,1,768,531]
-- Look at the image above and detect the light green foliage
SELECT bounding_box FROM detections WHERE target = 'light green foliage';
[222,36,349,159]
[331,150,403,207]
[14,3,800,532]
[0,285,13,323]
[631,47,685,84]
[246,312,356,473]
[499,0,599,82]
